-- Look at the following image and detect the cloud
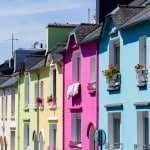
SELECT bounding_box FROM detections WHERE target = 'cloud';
[0,0,86,17]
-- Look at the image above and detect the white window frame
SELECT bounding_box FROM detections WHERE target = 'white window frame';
[24,123,29,150]
[24,76,29,108]
[11,89,15,117]
[50,69,56,97]
[90,56,96,83]
[72,52,81,83]
[10,130,16,150]
[139,36,147,65]
[108,112,121,149]
[71,113,81,143]
[2,96,7,119]
[34,82,38,108]
[137,111,149,148]
[109,39,120,68]
[49,124,57,148]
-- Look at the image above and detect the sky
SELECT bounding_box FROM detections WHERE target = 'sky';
[0,0,96,63]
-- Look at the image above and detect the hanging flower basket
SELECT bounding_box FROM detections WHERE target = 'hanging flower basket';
[135,64,146,75]
[47,95,53,103]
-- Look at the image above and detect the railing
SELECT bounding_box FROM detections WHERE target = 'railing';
[47,146,57,150]
[134,144,150,150]
[69,141,82,149]
[105,142,123,150]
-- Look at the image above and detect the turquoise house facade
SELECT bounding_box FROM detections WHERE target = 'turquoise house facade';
[99,4,150,150]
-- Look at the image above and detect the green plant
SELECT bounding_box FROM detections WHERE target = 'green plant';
[102,64,120,79]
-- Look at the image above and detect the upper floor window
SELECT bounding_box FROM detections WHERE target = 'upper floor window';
[109,39,120,68]
[40,81,44,106]
[34,82,38,108]
[2,96,7,119]
[90,56,96,83]
[11,88,15,118]
[24,76,29,108]
[139,36,147,65]
[50,69,56,98]
[72,52,81,83]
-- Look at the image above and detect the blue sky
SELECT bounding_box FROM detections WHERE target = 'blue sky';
[0,0,96,63]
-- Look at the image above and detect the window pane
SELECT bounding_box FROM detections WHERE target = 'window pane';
[90,56,96,83]
[113,118,120,144]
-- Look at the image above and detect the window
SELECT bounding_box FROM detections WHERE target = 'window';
[49,124,57,149]
[24,123,29,150]
[90,56,96,83]
[109,40,120,68]
[72,52,81,83]
[71,113,81,143]
[2,96,7,119]
[10,130,15,150]
[108,113,121,149]
[39,133,44,150]
[137,111,149,148]
[24,76,29,108]
[139,36,146,64]
[50,69,56,97]
[34,82,38,108]
[11,89,15,117]
[40,81,44,106]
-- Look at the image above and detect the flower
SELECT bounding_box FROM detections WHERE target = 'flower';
[102,64,120,79]
[47,95,52,103]
[36,97,43,103]
[135,64,146,69]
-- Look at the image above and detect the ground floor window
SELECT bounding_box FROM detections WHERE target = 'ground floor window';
[24,123,29,150]
[10,130,15,150]
[136,111,149,149]
[108,112,121,149]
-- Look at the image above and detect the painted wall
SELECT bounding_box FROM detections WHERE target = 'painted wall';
[99,20,150,149]
[46,25,76,51]
[0,87,17,150]
[63,37,98,149]
[18,72,38,150]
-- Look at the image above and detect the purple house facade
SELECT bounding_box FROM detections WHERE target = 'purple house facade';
[63,23,102,150]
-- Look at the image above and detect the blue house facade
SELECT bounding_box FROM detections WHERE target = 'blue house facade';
[99,3,150,150]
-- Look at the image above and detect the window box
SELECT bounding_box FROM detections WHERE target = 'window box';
[69,141,82,149]
[48,97,56,109]
[47,146,56,150]
[87,82,96,94]
[135,68,148,87]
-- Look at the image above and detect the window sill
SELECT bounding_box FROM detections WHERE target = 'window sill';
[24,106,29,111]
[49,105,57,110]
[10,116,15,120]
[33,106,38,110]
[69,141,82,149]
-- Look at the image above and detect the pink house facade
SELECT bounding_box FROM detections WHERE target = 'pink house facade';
[63,23,102,150]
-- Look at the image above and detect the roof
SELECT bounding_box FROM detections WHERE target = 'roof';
[48,43,66,63]
[120,4,150,29]
[46,23,77,28]
[110,5,144,29]
[23,55,45,72]
[72,23,100,44]
[79,23,103,44]
[14,48,46,72]
[0,76,10,86]
[0,75,17,88]
[129,0,147,6]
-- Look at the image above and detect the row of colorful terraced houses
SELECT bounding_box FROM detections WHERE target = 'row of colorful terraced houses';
[0,0,150,150]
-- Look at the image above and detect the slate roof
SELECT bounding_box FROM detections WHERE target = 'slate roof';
[23,55,45,72]
[129,0,147,6]
[49,43,66,63]
[14,48,46,72]
[71,23,100,44]
[110,5,144,29]
[0,76,10,86]
[120,4,150,29]
[79,23,103,44]
[0,75,17,88]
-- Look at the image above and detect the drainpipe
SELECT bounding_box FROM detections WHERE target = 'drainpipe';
[96,40,99,150]
[62,56,65,150]
[35,71,40,150]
